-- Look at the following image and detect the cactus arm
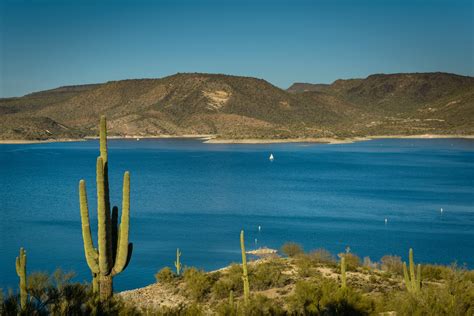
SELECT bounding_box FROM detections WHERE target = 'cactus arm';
[174,248,182,276]
[79,180,99,273]
[123,243,133,271]
[16,248,27,309]
[99,115,114,268]
[111,206,119,261]
[99,115,108,165]
[341,255,347,288]
[112,171,131,276]
[416,263,421,291]
[240,230,250,304]
[409,248,415,289]
[97,157,110,275]
[403,262,411,292]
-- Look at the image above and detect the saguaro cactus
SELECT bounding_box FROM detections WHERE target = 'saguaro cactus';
[340,255,347,289]
[240,230,250,304]
[15,248,27,309]
[79,116,133,301]
[403,248,421,293]
[174,248,182,276]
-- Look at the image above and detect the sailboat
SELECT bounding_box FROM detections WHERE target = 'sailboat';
[269,153,274,161]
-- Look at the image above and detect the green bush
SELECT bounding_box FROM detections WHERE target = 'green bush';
[295,254,314,277]
[155,267,175,284]
[212,264,244,299]
[287,279,374,315]
[183,267,213,301]
[421,264,451,281]
[339,253,361,271]
[380,268,474,315]
[281,242,304,257]
[287,279,324,314]
[250,259,289,290]
[240,294,285,316]
[154,302,205,316]
[380,255,403,275]
[0,269,142,316]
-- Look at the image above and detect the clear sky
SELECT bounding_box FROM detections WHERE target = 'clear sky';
[0,0,472,97]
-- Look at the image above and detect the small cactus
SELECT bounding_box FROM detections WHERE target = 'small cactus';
[240,230,250,304]
[15,248,27,309]
[174,248,182,276]
[403,248,421,293]
[340,255,347,289]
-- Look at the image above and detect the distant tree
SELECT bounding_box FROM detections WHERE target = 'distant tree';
[281,242,304,257]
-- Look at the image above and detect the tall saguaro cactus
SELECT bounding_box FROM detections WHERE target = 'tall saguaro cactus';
[240,230,250,304]
[403,248,421,293]
[15,248,27,309]
[174,248,182,276]
[79,115,133,301]
[340,255,347,289]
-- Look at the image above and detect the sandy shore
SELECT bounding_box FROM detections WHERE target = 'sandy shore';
[1,134,473,145]
[205,134,474,144]
[0,138,84,144]
[0,135,213,144]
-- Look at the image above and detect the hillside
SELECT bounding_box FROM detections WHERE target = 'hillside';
[118,252,474,315]
[1,72,473,141]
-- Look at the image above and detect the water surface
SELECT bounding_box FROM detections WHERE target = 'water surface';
[1,138,473,291]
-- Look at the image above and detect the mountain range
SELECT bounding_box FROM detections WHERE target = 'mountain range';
[1,72,473,141]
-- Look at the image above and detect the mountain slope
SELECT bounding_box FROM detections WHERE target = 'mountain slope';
[0,72,473,141]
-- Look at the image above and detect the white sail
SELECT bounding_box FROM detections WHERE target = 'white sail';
[269,154,274,161]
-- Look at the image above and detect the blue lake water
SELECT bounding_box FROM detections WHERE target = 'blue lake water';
[1,138,473,291]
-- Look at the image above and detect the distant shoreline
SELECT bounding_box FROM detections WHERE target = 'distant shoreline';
[1,134,474,145]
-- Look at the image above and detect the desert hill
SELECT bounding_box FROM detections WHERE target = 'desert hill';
[1,72,472,141]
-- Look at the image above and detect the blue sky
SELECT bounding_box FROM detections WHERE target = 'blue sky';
[0,0,472,97]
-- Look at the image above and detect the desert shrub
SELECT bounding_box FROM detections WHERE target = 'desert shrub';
[322,287,374,316]
[339,253,361,271]
[421,264,452,281]
[308,248,336,265]
[154,302,205,316]
[295,254,313,277]
[380,268,474,315]
[281,242,304,257]
[212,264,243,299]
[183,267,213,301]
[287,278,374,315]
[250,259,289,290]
[0,269,144,316]
[155,267,175,284]
[240,294,285,316]
[380,255,403,275]
[287,279,324,314]
[215,291,238,316]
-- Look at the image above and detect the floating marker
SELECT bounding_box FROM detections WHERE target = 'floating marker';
[440,208,443,213]
[258,225,261,232]
[385,218,388,224]
[269,154,274,161]
[255,238,258,245]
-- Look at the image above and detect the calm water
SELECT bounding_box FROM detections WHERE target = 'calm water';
[1,138,473,291]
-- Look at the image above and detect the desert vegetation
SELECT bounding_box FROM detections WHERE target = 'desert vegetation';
[2,116,473,315]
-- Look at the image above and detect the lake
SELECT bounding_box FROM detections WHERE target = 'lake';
[1,138,473,291]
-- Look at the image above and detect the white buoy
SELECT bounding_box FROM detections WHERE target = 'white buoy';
[385,218,388,224]
[136,138,140,141]
[255,238,258,245]
[440,208,443,213]
[258,225,261,232]
[269,154,274,161]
